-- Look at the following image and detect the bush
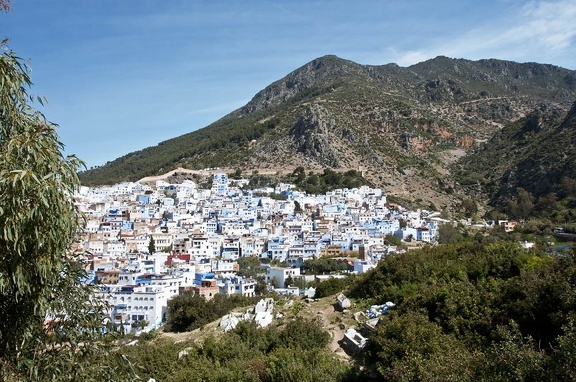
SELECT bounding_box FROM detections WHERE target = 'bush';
[165,291,258,332]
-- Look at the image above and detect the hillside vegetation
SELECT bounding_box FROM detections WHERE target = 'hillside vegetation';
[79,240,576,381]
[347,240,576,381]
[456,100,576,219]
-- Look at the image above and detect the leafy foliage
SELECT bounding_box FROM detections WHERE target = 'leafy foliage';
[242,167,369,195]
[164,291,259,332]
[279,317,330,350]
[0,46,132,380]
[348,241,576,380]
[437,223,466,244]
[148,236,156,253]
[313,277,353,298]
[236,256,263,278]
[369,311,473,381]
[291,168,368,195]
[301,257,350,274]
[112,318,354,382]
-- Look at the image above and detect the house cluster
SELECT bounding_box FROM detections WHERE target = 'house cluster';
[76,173,440,331]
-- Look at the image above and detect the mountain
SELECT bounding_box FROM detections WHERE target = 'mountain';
[79,55,576,208]
[457,100,576,209]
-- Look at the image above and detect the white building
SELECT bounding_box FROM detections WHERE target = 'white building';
[99,284,170,331]
[219,276,257,297]
[353,258,376,274]
[266,266,301,288]
[211,173,229,195]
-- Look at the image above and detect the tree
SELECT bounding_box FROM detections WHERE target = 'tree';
[461,198,478,217]
[293,200,303,213]
[314,277,351,298]
[165,291,257,333]
[236,256,261,279]
[0,0,11,12]
[279,317,330,351]
[507,187,534,219]
[148,235,156,254]
[437,223,464,244]
[0,23,132,380]
[385,234,402,246]
[536,192,558,216]
[368,312,473,381]
[230,168,242,180]
[292,166,305,183]
[270,276,279,288]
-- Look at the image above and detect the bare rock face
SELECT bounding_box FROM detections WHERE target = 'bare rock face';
[242,55,366,113]
[290,104,341,167]
[455,135,475,148]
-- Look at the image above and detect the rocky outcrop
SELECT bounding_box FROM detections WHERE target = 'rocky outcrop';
[241,55,365,114]
[290,104,341,167]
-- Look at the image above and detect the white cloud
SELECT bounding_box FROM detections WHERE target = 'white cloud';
[389,0,576,68]
[392,50,432,67]
[496,1,576,51]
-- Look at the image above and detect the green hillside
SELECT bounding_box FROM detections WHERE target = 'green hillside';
[74,241,576,381]
[347,240,576,381]
[456,100,576,219]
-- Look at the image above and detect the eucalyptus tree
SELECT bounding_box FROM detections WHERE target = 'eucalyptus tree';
[0,32,134,382]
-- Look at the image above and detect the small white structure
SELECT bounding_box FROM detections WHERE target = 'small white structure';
[254,311,273,328]
[343,328,367,352]
[273,286,300,297]
[353,258,376,274]
[254,298,274,314]
[366,302,395,318]
[219,314,240,332]
[218,298,276,331]
[304,287,316,299]
[336,293,351,310]
[253,298,275,327]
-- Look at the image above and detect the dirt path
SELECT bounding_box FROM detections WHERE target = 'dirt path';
[298,296,355,360]
[137,167,212,183]
[159,295,356,361]
[137,166,361,184]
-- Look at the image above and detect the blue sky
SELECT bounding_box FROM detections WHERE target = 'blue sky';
[3,0,576,168]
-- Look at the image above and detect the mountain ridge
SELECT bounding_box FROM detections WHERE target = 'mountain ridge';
[79,55,576,210]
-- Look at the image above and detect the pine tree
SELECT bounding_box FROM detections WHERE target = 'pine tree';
[148,236,156,254]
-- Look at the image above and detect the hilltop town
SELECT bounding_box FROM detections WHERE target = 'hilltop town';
[75,172,443,332]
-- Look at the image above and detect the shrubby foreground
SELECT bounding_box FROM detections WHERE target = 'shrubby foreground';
[78,240,576,381]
